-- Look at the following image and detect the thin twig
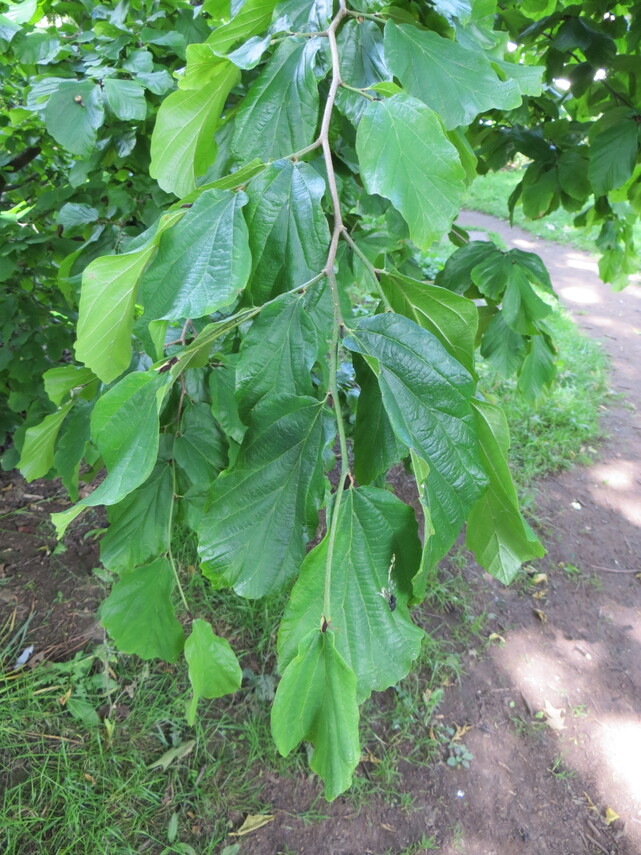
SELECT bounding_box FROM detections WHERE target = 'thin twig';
[340,228,392,311]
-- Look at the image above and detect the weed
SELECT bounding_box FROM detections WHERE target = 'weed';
[549,756,576,782]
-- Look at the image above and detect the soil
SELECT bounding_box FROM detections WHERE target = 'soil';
[1,211,640,855]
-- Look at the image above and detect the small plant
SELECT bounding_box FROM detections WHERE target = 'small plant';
[446,741,474,770]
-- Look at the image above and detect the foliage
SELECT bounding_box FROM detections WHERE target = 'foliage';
[7,0,637,800]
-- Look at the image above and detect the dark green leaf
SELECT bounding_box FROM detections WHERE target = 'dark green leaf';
[231,39,322,163]
[278,486,424,702]
[235,293,320,421]
[344,313,487,570]
[336,20,390,125]
[101,463,174,573]
[175,402,228,487]
[588,108,640,197]
[54,400,92,502]
[197,396,332,597]
[244,159,329,304]
[140,189,250,322]
[517,334,556,399]
[103,78,147,121]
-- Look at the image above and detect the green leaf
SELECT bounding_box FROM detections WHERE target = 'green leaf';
[231,39,322,163]
[501,265,552,335]
[18,400,72,482]
[480,312,527,377]
[150,61,240,198]
[185,619,242,725]
[57,203,100,229]
[588,108,640,197]
[336,20,390,125]
[140,189,250,322]
[75,211,183,384]
[103,78,147,121]
[517,334,556,400]
[43,365,96,406]
[352,353,406,485]
[278,486,424,702]
[44,80,104,156]
[207,0,278,55]
[101,557,185,662]
[51,372,167,537]
[344,313,487,571]
[383,23,521,131]
[466,399,544,583]
[244,160,329,304]
[197,396,332,598]
[54,400,92,502]
[235,293,320,421]
[435,240,497,295]
[432,0,471,21]
[209,363,246,445]
[100,463,174,573]
[175,402,228,487]
[356,94,465,250]
[271,631,360,801]
[380,271,478,374]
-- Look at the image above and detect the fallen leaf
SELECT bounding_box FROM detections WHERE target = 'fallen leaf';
[533,608,548,623]
[488,632,506,644]
[360,749,381,764]
[148,740,196,771]
[604,807,620,825]
[83,773,96,785]
[543,699,566,731]
[583,791,599,813]
[58,687,72,706]
[381,823,395,832]
[532,573,548,585]
[532,590,547,600]
[230,814,274,836]
[453,723,473,741]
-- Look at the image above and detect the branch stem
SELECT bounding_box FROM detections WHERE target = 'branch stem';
[319,0,350,622]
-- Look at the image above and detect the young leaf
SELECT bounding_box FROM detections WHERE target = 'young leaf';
[140,189,251,321]
[100,557,185,663]
[197,396,333,597]
[206,0,278,55]
[244,160,330,304]
[52,371,168,537]
[466,399,544,583]
[100,463,174,573]
[235,293,320,420]
[271,631,360,801]
[185,619,242,725]
[231,39,322,163]
[356,94,465,249]
[75,211,183,384]
[383,23,521,131]
[150,61,240,197]
[278,486,424,702]
[18,400,72,482]
[43,365,96,406]
[344,313,487,571]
